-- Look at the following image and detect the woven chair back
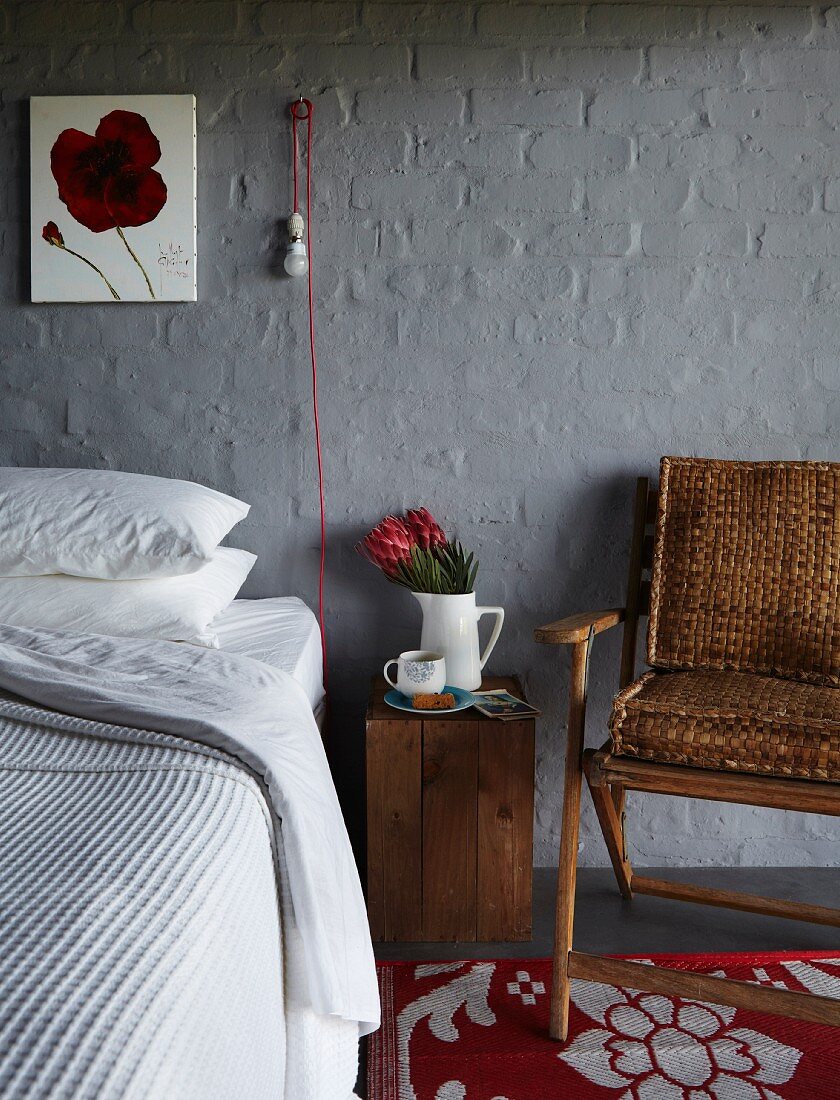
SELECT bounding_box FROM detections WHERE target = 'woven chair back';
[647,456,840,685]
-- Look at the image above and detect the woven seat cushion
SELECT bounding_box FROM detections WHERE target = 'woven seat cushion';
[610,669,840,781]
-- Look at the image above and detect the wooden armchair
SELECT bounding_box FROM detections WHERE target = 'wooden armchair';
[536,456,840,1042]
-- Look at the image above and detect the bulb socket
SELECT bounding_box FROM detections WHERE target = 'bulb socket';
[287,211,305,242]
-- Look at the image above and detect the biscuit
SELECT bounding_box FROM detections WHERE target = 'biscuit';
[412,692,456,710]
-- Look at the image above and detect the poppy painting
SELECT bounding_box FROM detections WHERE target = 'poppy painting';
[31,95,196,302]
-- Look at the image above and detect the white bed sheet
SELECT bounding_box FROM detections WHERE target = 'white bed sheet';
[212,598,324,713]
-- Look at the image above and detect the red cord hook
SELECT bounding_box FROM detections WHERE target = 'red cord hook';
[290,96,313,119]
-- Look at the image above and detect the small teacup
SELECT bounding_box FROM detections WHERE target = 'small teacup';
[384,650,446,698]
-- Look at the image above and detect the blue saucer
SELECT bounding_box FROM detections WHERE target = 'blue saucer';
[384,686,475,715]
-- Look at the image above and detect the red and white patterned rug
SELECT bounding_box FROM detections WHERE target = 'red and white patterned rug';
[368,952,840,1099]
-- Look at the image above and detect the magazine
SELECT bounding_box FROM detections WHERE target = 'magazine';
[472,689,541,721]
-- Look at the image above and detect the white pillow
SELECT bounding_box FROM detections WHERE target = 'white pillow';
[0,547,256,647]
[0,467,250,579]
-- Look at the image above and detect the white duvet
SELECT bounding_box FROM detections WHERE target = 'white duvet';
[0,623,379,1037]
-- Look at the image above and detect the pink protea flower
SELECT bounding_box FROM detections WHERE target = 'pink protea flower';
[405,507,447,550]
[357,515,415,576]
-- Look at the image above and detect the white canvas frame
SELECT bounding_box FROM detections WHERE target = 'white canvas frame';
[31,94,197,303]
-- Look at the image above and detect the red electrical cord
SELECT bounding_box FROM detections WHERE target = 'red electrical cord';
[291,98,327,693]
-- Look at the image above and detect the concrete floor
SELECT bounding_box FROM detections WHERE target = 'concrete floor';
[374,866,840,961]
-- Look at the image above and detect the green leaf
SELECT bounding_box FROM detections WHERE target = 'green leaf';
[382,538,480,594]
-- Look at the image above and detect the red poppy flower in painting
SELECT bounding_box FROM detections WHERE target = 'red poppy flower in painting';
[50,110,167,233]
[41,221,64,247]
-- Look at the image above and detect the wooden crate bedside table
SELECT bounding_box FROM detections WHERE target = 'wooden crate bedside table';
[366,675,535,942]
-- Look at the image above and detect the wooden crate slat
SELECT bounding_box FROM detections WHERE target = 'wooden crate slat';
[477,719,535,941]
[366,719,422,941]
[422,720,479,941]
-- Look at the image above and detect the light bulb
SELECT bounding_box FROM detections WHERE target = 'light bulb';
[284,240,308,277]
[284,211,308,277]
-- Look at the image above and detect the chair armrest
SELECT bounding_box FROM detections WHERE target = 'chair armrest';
[534,608,625,645]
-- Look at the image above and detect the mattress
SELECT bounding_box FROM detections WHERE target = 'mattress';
[0,697,359,1099]
[213,597,324,713]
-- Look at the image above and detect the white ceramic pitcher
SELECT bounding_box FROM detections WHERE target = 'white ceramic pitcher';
[411,591,504,691]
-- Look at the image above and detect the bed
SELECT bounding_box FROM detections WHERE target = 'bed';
[0,601,375,1100]
[213,597,326,728]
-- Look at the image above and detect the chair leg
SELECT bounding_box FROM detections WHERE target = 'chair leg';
[550,639,590,1042]
[584,751,633,899]
[610,780,625,819]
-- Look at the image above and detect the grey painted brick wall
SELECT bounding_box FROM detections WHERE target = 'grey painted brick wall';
[1,0,838,869]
